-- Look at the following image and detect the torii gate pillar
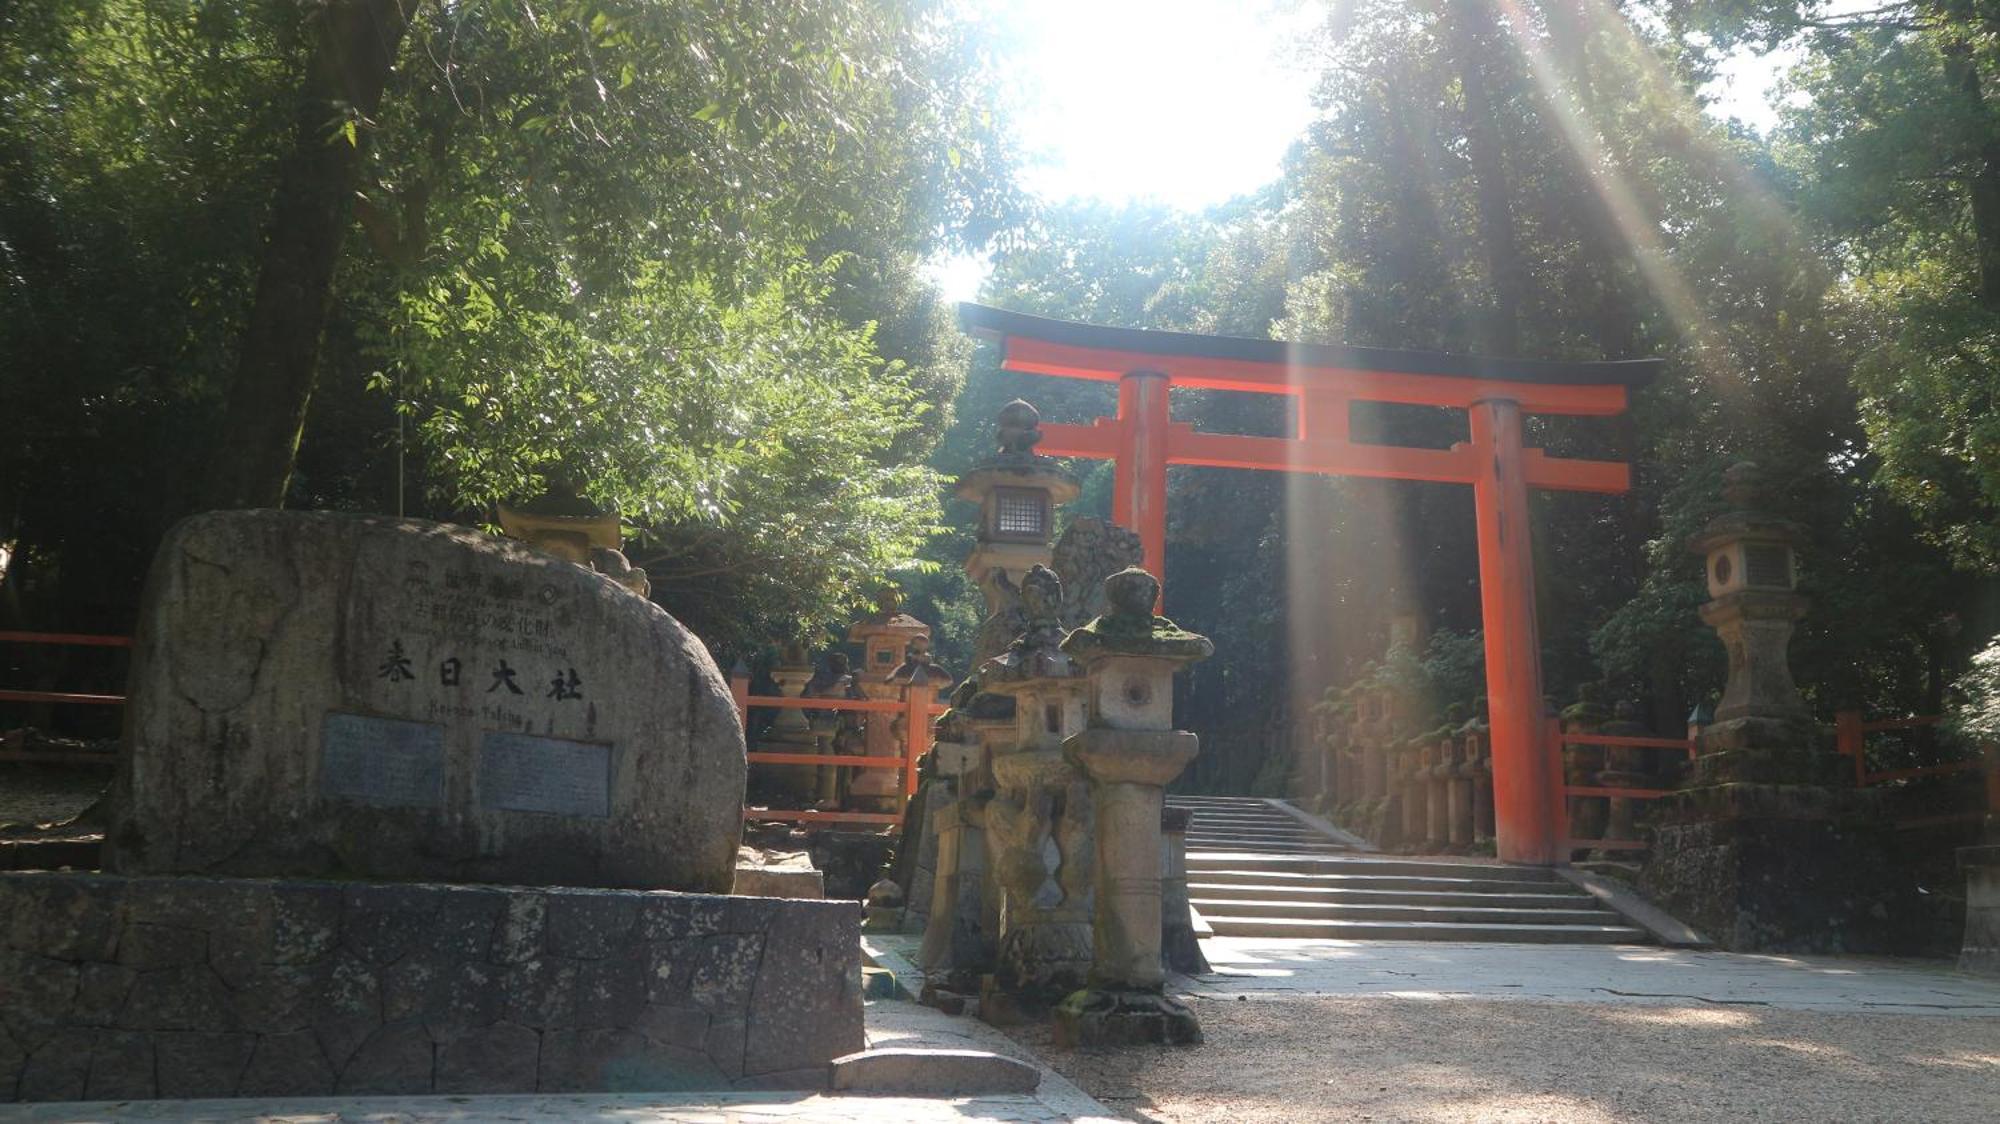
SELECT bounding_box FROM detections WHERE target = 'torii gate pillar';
[1471,398,1561,865]
[1111,371,1170,586]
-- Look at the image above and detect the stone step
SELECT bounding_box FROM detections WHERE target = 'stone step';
[1185,830,1348,844]
[1189,897,1622,926]
[0,835,103,871]
[1180,817,1314,831]
[1176,820,1320,828]
[1186,882,1597,910]
[1189,868,1569,895]
[1185,853,1559,882]
[1184,820,1328,828]
[1184,823,1328,834]
[1198,914,1649,943]
[1187,842,1355,855]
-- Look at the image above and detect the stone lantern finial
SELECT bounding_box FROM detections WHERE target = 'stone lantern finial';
[996,399,1044,457]
[1721,461,1771,510]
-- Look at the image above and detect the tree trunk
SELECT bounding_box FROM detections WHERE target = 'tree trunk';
[1943,41,2000,313]
[198,0,413,511]
[1444,0,1525,356]
[1540,0,1638,358]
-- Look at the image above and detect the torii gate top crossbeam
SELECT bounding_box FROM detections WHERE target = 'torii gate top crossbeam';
[960,303,1661,415]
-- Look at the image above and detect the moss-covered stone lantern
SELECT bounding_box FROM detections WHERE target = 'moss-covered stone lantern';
[975,564,1093,1016]
[959,401,1081,641]
[1686,462,1813,761]
[1053,567,1212,1047]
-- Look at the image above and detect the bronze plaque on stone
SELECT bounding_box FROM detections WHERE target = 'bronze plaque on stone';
[478,732,613,817]
[319,713,446,807]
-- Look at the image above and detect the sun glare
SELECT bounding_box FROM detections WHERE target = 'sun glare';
[996,0,1322,209]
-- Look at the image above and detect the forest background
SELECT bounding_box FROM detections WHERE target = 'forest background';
[6,0,2000,792]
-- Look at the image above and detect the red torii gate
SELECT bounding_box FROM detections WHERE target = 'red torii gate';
[959,303,1661,866]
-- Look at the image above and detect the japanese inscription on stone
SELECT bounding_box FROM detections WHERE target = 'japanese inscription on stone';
[319,713,446,807]
[478,732,613,817]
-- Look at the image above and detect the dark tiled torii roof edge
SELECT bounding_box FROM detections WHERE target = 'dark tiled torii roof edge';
[958,302,1663,388]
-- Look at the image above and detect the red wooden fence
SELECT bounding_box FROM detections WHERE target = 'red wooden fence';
[1550,718,1696,853]
[730,670,945,830]
[0,631,131,764]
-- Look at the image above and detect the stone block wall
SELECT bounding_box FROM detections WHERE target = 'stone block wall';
[0,873,862,1101]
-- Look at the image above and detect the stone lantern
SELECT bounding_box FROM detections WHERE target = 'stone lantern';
[1689,463,1810,748]
[751,640,820,802]
[1053,567,1212,1047]
[1642,462,1906,952]
[846,587,932,813]
[975,564,1094,1018]
[959,400,1081,650]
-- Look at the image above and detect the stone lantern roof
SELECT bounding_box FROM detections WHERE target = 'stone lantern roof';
[847,586,930,644]
[496,480,622,563]
[954,399,1082,507]
[1687,462,1806,558]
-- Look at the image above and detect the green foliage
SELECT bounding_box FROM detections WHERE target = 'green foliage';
[1947,635,2000,743]
[0,0,1018,651]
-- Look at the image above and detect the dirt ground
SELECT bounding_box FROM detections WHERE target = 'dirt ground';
[0,764,108,832]
[1010,994,2000,1123]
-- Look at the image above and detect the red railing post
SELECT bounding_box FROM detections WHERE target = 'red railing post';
[1549,716,1570,853]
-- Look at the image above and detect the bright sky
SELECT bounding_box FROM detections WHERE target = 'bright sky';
[930,2,1800,300]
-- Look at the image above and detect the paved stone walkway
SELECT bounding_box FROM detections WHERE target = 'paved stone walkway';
[1192,936,2000,1014]
[0,996,1120,1124]
[0,1091,1106,1122]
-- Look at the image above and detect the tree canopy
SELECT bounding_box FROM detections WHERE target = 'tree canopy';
[0,0,1014,648]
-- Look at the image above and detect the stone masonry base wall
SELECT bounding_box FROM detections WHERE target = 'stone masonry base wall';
[0,873,862,1102]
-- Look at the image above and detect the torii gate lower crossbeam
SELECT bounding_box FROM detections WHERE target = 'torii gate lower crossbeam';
[960,303,1661,866]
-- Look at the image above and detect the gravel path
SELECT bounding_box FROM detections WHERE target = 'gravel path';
[1012,994,2000,1122]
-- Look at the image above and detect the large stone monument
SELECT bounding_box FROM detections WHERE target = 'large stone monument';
[104,510,744,892]
[1642,465,1907,951]
[4,509,867,1102]
[1054,568,1211,1047]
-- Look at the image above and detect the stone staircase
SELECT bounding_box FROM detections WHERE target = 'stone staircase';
[1170,795,1650,944]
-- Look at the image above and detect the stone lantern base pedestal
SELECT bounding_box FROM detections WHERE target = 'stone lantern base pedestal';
[1052,987,1203,1047]
[1957,843,2000,976]
[1641,776,1910,954]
